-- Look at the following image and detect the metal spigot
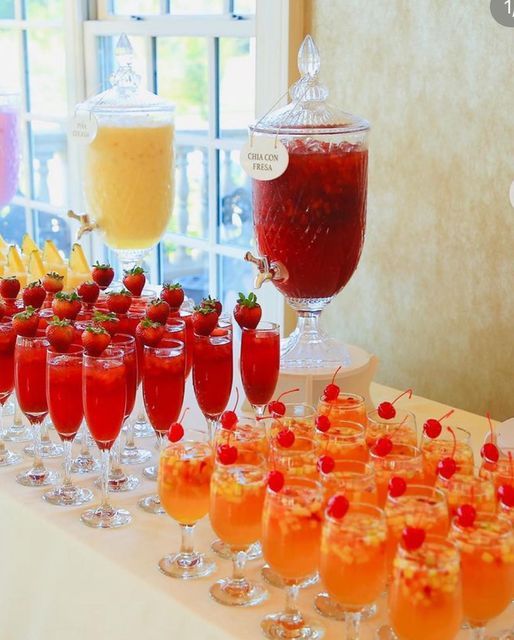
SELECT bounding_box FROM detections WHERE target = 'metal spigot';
[67,210,98,240]
[244,251,288,289]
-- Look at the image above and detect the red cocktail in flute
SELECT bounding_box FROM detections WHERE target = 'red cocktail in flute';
[240,321,280,417]
[15,334,57,486]
[193,329,233,439]
[245,36,369,368]
[81,346,130,529]
[44,345,93,506]
[0,319,21,466]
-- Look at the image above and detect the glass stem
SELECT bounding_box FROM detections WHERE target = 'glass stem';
[79,423,91,456]
[253,405,267,420]
[13,403,22,428]
[111,434,122,474]
[32,419,44,470]
[40,418,50,444]
[62,440,73,488]
[293,310,324,344]
[0,402,5,454]
[100,448,111,509]
[230,549,248,587]
[206,417,219,444]
[285,583,301,618]
[125,418,135,448]
[470,627,486,640]
[179,524,195,557]
[344,611,362,640]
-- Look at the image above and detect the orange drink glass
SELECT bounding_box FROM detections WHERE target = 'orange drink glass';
[320,503,387,639]
[370,443,424,507]
[435,469,496,518]
[317,392,366,429]
[320,458,377,506]
[388,536,462,640]
[314,420,368,462]
[479,447,514,496]
[450,513,514,637]
[384,485,449,574]
[366,409,417,449]
[271,434,319,481]
[422,425,474,485]
[261,478,324,639]
[267,402,316,440]
[209,449,268,606]
[157,431,215,579]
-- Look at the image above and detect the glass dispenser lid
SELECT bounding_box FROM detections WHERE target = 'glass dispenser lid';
[251,35,368,136]
[77,34,173,116]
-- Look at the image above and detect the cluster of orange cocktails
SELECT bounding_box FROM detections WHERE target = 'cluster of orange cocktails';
[154,379,514,640]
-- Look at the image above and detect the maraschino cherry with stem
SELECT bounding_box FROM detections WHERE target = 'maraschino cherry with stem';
[322,366,342,402]
[377,389,413,420]
[402,526,425,552]
[456,503,476,528]
[168,408,190,444]
[498,451,514,510]
[423,409,455,439]
[220,388,239,432]
[480,412,499,464]
[436,426,458,480]
[389,476,407,498]
[268,387,300,418]
[371,414,412,457]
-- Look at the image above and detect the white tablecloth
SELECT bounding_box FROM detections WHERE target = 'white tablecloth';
[0,381,512,640]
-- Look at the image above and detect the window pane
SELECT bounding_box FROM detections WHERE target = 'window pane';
[233,0,256,14]
[161,242,208,304]
[218,148,252,247]
[112,0,161,15]
[219,37,255,138]
[156,37,208,133]
[0,203,27,247]
[218,254,254,312]
[0,29,21,91]
[25,0,64,20]
[97,35,149,93]
[171,0,223,14]
[169,144,208,240]
[30,120,67,206]
[34,210,71,254]
[27,29,67,117]
[0,0,14,19]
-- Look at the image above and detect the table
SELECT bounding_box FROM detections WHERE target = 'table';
[0,382,512,640]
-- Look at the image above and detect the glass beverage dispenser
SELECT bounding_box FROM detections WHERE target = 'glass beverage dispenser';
[0,92,20,209]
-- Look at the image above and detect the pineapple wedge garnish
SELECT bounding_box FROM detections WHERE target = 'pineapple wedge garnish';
[66,242,90,291]
[42,239,67,280]
[6,244,27,287]
[0,233,8,255]
[28,249,46,282]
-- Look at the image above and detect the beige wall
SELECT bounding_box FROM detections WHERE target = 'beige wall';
[305,0,514,420]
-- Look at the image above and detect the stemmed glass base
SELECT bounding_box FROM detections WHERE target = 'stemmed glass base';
[71,453,99,474]
[143,464,157,481]
[281,302,351,369]
[314,593,377,620]
[158,552,216,580]
[0,445,21,467]
[261,612,324,640]
[3,409,32,442]
[120,441,152,465]
[133,413,155,439]
[138,494,165,515]
[95,467,140,492]
[43,485,93,507]
[16,463,57,487]
[24,440,63,458]
[81,504,131,529]
[210,577,267,607]
[212,539,262,561]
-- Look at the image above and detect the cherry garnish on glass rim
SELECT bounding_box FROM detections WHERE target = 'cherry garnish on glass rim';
[268,387,300,417]
[327,494,349,519]
[480,412,499,463]
[423,409,455,439]
[377,388,413,420]
[436,426,458,480]
[322,366,342,401]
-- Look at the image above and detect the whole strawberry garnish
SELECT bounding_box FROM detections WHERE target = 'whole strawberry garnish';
[201,295,222,316]
[122,266,146,296]
[107,289,132,314]
[192,305,218,336]
[22,280,46,309]
[93,311,120,336]
[12,306,39,337]
[82,326,111,356]
[233,291,261,329]
[161,283,184,311]
[46,317,74,353]
[52,291,82,321]
[91,261,114,290]
[135,318,165,347]
[42,272,64,294]
[146,298,170,325]
[77,280,100,305]
[0,276,21,300]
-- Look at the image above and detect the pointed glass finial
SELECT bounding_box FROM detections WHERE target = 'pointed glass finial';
[298,35,320,77]
[291,34,328,103]
[110,33,140,91]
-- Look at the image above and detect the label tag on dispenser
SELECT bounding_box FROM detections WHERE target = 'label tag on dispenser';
[240,137,289,181]
[69,112,97,143]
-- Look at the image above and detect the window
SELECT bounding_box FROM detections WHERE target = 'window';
[0,0,300,323]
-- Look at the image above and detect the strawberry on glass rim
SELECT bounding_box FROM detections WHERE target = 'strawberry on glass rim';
[106,289,132,314]
[46,317,74,353]
[77,280,100,306]
[12,307,39,337]
[42,271,64,294]
[91,261,114,290]
[22,280,46,309]
[192,305,218,336]
[52,291,82,321]
[122,266,146,297]
[146,298,170,325]
[0,275,21,301]
[201,295,222,316]
[161,282,184,311]
[135,318,165,347]
[82,326,111,356]
[233,292,261,329]
[93,310,120,336]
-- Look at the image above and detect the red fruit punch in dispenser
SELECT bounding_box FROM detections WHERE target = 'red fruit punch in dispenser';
[244,35,369,368]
